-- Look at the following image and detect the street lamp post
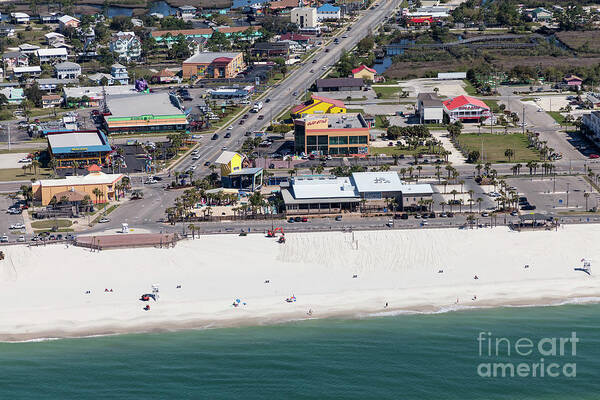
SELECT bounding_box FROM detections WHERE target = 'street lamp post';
[566,182,570,208]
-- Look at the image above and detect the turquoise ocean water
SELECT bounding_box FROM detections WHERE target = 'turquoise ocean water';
[1,304,599,399]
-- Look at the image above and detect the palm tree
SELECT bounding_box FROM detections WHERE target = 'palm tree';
[459,180,465,193]
[504,148,514,162]
[31,160,40,176]
[450,189,458,201]
[584,192,590,211]
[188,224,196,239]
[92,187,102,204]
[476,197,483,213]
[475,163,482,177]
[72,161,80,176]
[416,165,423,181]
[515,163,522,175]
[439,201,446,212]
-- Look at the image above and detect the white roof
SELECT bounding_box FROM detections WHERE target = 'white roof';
[63,85,136,99]
[215,151,241,164]
[351,171,404,192]
[106,93,182,117]
[47,131,102,148]
[58,15,80,24]
[291,176,358,199]
[13,66,41,73]
[34,172,122,188]
[45,32,65,38]
[398,183,434,195]
[37,47,68,56]
[11,12,30,18]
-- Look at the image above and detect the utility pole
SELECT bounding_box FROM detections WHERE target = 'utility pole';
[7,125,10,151]
[566,182,570,208]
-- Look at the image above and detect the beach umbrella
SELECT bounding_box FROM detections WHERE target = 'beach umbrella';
[236,299,241,303]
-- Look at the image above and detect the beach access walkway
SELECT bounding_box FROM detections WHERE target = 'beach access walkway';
[74,233,178,250]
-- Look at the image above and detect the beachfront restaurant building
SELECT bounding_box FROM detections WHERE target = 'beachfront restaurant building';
[281,176,361,216]
[294,113,369,156]
[103,92,189,134]
[32,166,123,205]
[280,172,434,215]
[47,129,113,168]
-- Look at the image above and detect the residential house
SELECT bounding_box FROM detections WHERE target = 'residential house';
[251,41,290,58]
[586,93,600,108]
[10,13,30,24]
[178,5,197,19]
[187,36,208,54]
[0,24,16,38]
[55,61,81,80]
[0,87,25,104]
[37,48,68,63]
[563,75,583,91]
[2,51,28,70]
[37,78,79,92]
[45,32,66,46]
[39,12,61,24]
[18,43,40,55]
[352,65,376,81]
[110,63,129,85]
[416,92,443,124]
[109,31,142,61]
[317,4,341,20]
[152,68,179,84]
[12,66,41,79]
[442,95,490,122]
[58,15,80,32]
[530,7,553,21]
[41,94,63,108]
[87,72,114,85]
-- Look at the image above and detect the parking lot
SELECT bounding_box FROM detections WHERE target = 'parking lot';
[0,194,26,243]
[507,175,600,214]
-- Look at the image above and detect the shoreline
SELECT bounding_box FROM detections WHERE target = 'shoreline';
[4,294,600,343]
[1,226,598,342]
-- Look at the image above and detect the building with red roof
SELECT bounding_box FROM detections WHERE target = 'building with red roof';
[443,95,490,122]
[352,65,377,81]
[292,95,347,117]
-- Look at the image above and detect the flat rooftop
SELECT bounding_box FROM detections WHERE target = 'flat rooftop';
[34,172,122,187]
[290,176,358,199]
[106,92,183,118]
[47,130,111,154]
[300,113,367,129]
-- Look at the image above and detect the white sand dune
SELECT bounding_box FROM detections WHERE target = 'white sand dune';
[0,225,599,341]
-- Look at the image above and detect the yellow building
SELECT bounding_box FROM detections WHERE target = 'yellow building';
[215,151,244,176]
[291,95,346,117]
[32,165,123,205]
[352,65,376,81]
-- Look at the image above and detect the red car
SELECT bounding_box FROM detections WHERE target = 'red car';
[589,154,599,159]
[301,217,308,222]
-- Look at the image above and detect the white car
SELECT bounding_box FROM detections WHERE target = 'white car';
[0,235,9,243]
[189,165,197,171]
[227,126,233,130]
[10,223,25,230]
[98,217,110,223]
[18,158,31,163]
[17,235,25,242]
[192,155,201,160]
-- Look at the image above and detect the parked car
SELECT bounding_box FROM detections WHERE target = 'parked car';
[224,132,231,138]
[204,161,211,166]
[0,235,8,243]
[288,218,294,223]
[211,134,219,140]
[521,204,536,210]
[98,217,110,223]
[335,215,342,221]
[481,212,489,217]
[589,154,599,159]
[17,235,25,242]
[258,115,264,120]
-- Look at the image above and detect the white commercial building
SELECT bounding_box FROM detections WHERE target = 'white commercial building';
[291,7,318,29]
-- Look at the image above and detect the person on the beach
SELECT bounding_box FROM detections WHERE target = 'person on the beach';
[474,275,479,280]
[385,302,388,308]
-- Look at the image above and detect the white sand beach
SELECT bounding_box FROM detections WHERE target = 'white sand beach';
[1,225,599,341]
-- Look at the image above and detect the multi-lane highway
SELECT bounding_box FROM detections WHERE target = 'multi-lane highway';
[174,0,399,175]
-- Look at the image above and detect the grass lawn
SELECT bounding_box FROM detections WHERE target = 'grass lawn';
[375,115,388,128]
[91,204,120,225]
[0,168,53,182]
[547,111,565,124]
[346,108,364,113]
[456,133,540,163]
[0,148,39,155]
[521,97,535,102]
[483,99,501,113]
[373,86,400,100]
[31,219,72,229]
[463,80,478,96]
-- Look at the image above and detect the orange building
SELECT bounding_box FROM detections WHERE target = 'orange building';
[294,113,370,156]
[182,52,245,79]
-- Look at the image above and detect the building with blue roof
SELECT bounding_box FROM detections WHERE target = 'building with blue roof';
[317,4,341,20]
[47,129,113,168]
